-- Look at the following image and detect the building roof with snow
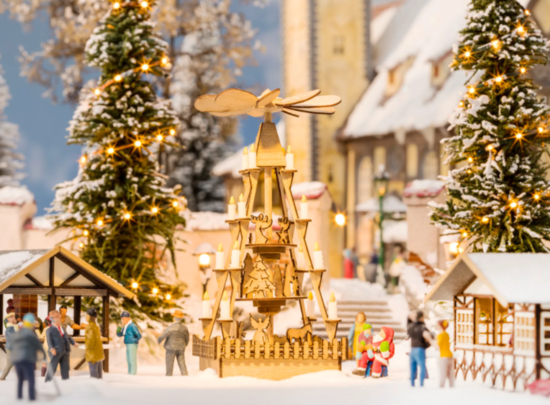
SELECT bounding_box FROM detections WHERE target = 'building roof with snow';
[0,246,134,299]
[356,195,406,213]
[212,120,286,179]
[403,180,445,198]
[0,186,34,206]
[425,252,550,306]
[342,0,471,139]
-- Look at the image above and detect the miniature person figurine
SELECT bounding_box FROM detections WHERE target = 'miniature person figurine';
[10,313,46,401]
[408,310,434,387]
[157,309,189,376]
[371,326,395,378]
[39,318,51,377]
[354,324,374,376]
[347,312,367,363]
[84,308,105,379]
[116,311,142,375]
[59,305,86,332]
[437,319,454,388]
[0,311,19,380]
[46,310,77,382]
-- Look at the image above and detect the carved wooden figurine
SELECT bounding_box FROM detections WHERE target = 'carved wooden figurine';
[243,257,276,298]
[251,214,272,244]
[277,217,292,244]
[287,324,313,345]
[250,314,271,343]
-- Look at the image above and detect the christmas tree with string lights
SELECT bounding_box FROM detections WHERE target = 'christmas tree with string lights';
[430,0,550,253]
[50,0,186,320]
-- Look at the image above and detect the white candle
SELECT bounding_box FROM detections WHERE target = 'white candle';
[285,145,294,170]
[220,291,231,320]
[306,291,315,318]
[300,195,308,219]
[313,242,324,269]
[202,291,211,318]
[328,292,338,320]
[237,193,246,218]
[249,144,257,168]
[242,147,249,170]
[228,196,236,220]
[215,243,224,269]
[230,241,240,268]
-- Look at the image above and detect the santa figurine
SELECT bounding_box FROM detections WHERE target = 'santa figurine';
[371,326,395,378]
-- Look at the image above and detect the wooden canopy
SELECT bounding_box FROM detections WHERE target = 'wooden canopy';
[0,246,134,300]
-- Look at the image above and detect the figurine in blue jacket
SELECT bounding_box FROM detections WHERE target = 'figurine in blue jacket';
[116,311,142,375]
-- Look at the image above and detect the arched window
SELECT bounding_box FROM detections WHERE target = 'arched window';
[406,144,418,178]
[357,156,373,203]
[423,150,438,180]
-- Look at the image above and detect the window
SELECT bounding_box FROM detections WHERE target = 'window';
[475,298,493,345]
[374,147,386,174]
[495,302,513,346]
[515,312,535,354]
[333,36,345,55]
[423,151,438,180]
[406,144,418,178]
[456,309,474,346]
[541,313,550,355]
[357,156,373,203]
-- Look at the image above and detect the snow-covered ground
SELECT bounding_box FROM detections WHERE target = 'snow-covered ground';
[1,340,546,404]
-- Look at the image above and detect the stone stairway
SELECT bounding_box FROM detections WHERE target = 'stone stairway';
[312,299,406,342]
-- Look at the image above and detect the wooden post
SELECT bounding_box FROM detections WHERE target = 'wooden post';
[73,296,82,337]
[102,294,110,373]
[0,294,3,335]
[48,257,56,312]
[264,167,272,240]
[535,304,542,380]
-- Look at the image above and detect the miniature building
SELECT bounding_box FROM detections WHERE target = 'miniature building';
[425,252,550,390]
[0,246,134,372]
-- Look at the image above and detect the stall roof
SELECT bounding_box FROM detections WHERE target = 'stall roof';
[425,253,550,306]
[0,246,134,299]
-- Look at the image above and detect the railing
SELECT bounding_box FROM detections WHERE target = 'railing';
[193,335,348,361]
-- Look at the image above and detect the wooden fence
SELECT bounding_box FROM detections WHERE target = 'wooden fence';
[193,335,348,361]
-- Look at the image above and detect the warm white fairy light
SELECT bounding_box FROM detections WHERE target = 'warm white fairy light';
[510,201,518,209]
[114,74,122,82]
[124,212,131,220]
[107,147,115,154]
[134,140,142,147]
[520,67,527,74]
[486,145,494,151]
[94,88,101,96]
[79,242,84,248]
[151,207,158,214]
[97,219,104,227]
[156,134,163,141]
[468,157,473,163]
[515,133,523,140]
[113,2,120,10]
[161,57,168,65]
[172,201,179,208]
[525,9,531,16]
[538,126,544,133]
[141,64,149,72]
[462,231,468,238]
[495,76,503,83]
[165,293,171,300]
[458,101,464,108]
[468,86,475,94]
[83,230,89,236]
[482,217,489,224]
[463,51,471,58]
[132,281,139,289]
[169,129,176,136]
[80,156,87,164]
[535,194,540,200]
[491,40,500,49]
[517,26,525,34]
[141,1,148,8]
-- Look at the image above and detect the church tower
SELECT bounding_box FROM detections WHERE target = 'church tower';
[281,0,371,208]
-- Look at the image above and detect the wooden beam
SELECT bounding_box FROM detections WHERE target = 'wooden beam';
[535,304,542,380]
[2,287,53,295]
[60,271,81,287]
[56,288,107,297]
[48,257,56,312]
[55,254,116,295]
[102,294,110,373]
[25,274,44,287]
[0,294,3,335]
[73,296,82,337]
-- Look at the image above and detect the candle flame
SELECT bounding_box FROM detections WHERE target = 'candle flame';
[233,241,240,250]
[218,243,223,252]
[243,147,248,155]
[250,144,255,153]
[308,291,314,301]
[287,145,292,154]
[314,242,320,251]
[301,195,307,203]
[330,292,336,303]
[203,291,210,300]
[222,291,229,301]
[229,196,235,205]
[239,194,245,203]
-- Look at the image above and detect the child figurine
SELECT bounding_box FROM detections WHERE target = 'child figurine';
[116,311,142,375]
[347,312,367,363]
[437,320,454,388]
[371,326,395,378]
[353,324,373,376]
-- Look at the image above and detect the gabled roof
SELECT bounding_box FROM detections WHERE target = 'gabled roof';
[0,246,134,299]
[425,252,550,306]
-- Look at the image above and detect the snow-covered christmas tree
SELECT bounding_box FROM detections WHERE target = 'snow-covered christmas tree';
[50,0,186,320]
[430,0,550,253]
[0,57,23,188]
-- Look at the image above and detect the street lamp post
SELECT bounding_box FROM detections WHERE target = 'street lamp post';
[374,166,390,273]
[193,243,216,295]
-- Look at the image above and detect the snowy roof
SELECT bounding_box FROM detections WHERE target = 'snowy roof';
[212,120,286,178]
[371,5,399,45]
[0,247,134,299]
[26,216,54,231]
[356,195,407,213]
[291,181,327,200]
[343,0,470,138]
[425,253,550,305]
[382,220,407,243]
[0,186,34,206]
[403,180,445,198]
